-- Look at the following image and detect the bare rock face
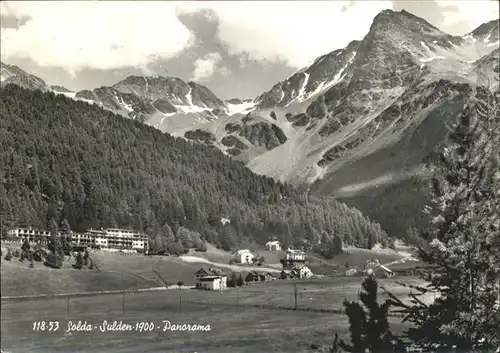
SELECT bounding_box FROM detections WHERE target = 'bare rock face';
[184,129,216,144]
[223,119,287,151]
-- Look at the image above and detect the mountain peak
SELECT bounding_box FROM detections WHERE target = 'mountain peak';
[370,8,442,35]
[118,75,184,86]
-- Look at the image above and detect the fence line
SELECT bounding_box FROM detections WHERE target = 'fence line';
[183,299,405,318]
[2,288,406,319]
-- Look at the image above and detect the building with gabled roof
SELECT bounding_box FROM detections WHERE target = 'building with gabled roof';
[280,248,307,270]
[265,240,281,251]
[363,259,395,278]
[195,267,228,290]
[291,263,313,279]
[245,270,276,282]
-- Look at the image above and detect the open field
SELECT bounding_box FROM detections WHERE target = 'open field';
[1,240,421,297]
[0,252,201,297]
[1,276,421,353]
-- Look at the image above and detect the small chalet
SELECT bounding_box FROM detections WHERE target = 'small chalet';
[195,267,228,290]
[265,240,281,251]
[245,271,276,282]
[234,249,254,264]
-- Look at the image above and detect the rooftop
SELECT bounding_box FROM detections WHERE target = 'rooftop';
[196,267,227,277]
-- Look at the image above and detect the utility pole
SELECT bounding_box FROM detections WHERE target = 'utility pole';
[66,297,70,316]
[236,291,239,310]
[178,295,182,314]
[122,293,125,314]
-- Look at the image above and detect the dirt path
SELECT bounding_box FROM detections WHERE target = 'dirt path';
[179,255,282,273]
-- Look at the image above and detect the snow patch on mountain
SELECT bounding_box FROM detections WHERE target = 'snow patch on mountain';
[420,41,430,51]
[53,90,77,99]
[225,100,256,116]
[296,73,310,102]
[309,52,356,100]
[419,56,445,63]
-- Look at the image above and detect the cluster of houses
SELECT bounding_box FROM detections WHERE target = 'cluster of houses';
[194,244,314,291]
[6,226,149,254]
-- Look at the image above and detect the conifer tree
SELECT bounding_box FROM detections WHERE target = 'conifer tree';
[391,87,500,349]
[83,249,89,266]
[74,252,83,269]
[332,275,404,353]
[237,274,245,287]
[230,272,239,287]
[21,239,30,253]
[0,195,15,238]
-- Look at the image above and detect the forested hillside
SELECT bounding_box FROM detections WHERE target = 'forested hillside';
[0,85,389,254]
[340,176,433,241]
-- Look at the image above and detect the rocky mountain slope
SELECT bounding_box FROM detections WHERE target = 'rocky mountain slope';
[1,63,49,91]
[1,10,498,237]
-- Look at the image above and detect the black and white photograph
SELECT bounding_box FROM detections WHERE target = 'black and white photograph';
[0,1,499,352]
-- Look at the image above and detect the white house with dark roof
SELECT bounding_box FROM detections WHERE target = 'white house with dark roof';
[233,249,254,264]
[195,268,228,290]
[265,240,281,251]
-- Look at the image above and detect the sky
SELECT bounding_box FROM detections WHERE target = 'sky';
[1,1,499,100]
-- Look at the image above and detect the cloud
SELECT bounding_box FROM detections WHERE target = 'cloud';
[190,52,227,81]
[434,1,500,34]
[0,1,195,75]
[218,66,231,77]
[177,1,393,68]
[2,1,497,77]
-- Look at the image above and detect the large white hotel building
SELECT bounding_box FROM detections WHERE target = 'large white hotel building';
[6,227,149,253]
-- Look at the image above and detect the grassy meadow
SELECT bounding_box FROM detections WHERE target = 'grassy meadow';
[1,276,420,353]
[1,241,423,352]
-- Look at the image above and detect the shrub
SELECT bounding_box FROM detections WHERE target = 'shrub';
[73,252,83,269]
[33,248,44,262]
[44,253,63,269]
[237,274,245,287]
